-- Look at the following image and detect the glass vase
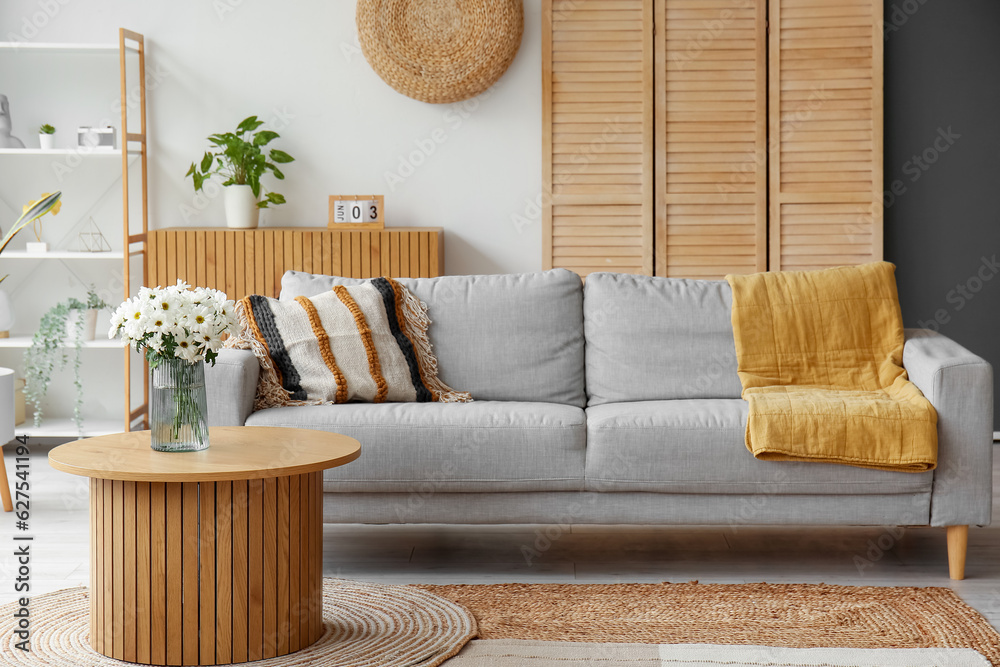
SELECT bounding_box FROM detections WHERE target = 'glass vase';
[150,358,209,452]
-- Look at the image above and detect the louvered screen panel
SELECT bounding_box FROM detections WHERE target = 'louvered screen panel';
[544,0,653,276]
[769,0,883,271]
[654,0,767,278]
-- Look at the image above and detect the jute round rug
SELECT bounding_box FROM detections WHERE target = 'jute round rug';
[2,579,476,666]
[418,582,1000,665]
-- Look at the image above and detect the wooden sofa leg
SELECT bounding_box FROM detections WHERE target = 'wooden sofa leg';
[947,525,968,580]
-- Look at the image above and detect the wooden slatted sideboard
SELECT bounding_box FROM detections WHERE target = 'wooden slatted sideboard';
[146,227,444,300]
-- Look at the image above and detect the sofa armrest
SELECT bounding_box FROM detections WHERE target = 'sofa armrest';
[903,328,993,527]
[205,349,259,427]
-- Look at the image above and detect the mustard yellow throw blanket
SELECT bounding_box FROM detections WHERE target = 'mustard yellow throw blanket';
[725,262,937,472]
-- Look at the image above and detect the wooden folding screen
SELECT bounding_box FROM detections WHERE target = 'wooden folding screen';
[655,0,767,278]
[769,0,883,271]
[543,0,882,277]
[542,0,654,276]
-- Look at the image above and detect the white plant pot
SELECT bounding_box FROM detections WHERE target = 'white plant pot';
[224,185,260,229]
[38,133,55,150]
[65,308,98,344]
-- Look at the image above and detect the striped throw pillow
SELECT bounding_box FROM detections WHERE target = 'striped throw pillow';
[228,277,471,409]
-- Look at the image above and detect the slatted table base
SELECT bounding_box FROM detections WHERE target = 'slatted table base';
[89,471,324,665]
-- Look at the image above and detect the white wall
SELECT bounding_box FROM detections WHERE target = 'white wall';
[0,0,543,424]
[1,0,544,276]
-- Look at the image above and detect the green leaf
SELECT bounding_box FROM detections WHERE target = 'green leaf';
[19,192,61,223]
[200,152,213,173]
[236,116,263,134]
[269,149,294,164]
[192,172,205,191]
[268,164,285,180]
[248,176,261,199]
[253,130,278,146]
[185,162,195,177]
[256,200,270,209]
[266,192,286,205]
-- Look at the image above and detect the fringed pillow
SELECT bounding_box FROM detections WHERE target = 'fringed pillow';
[227,276,471,409]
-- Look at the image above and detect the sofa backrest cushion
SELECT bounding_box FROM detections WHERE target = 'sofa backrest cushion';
[584,272,743,405]
[281,269,587,407]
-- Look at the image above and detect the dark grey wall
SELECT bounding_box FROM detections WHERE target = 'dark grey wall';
[883,0,1000,429]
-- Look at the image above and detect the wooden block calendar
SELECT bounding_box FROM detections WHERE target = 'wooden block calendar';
[328,195,384,230]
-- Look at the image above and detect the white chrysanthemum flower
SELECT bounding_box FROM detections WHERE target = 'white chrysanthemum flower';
[185,304,213,330]
[174,333,200,363]
[109,283,241,364]
[145,331,165,353]
[197,331,223,353]
[154,293,183,322]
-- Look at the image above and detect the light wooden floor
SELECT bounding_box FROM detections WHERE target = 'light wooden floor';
[3,443,999,632]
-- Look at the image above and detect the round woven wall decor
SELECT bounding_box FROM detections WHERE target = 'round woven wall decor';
[357,0,524,104]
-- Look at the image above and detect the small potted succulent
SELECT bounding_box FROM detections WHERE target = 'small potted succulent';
[38,123,55,150]
[185,115,294,229]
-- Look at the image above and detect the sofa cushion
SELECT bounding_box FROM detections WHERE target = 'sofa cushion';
[232,281,470,406]
[282,269,586,407]
[245,401,587,493]
[585,400,933,496]
[583,273,743,405]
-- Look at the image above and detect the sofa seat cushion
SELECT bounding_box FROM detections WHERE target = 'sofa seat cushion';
[245,401,586,492]
[585,400,933,495]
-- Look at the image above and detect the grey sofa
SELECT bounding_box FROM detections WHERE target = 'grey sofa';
[206,269,993,579]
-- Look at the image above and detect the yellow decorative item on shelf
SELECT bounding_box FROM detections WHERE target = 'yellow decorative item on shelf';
[0,192,62,313]
[357,0,524,104]
[2,192,61,264]
[23,191,62,245]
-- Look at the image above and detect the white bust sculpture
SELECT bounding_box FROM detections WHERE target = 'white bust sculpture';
[0,95,25,149]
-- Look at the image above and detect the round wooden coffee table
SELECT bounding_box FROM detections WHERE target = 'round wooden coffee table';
[49,426,360,666]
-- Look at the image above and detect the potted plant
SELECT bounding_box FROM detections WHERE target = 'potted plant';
[38,123,55,150]
[24,287,108,434]
[185,115,294,229]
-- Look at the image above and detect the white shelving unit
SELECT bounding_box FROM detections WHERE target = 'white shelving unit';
[3,250,124,259]
[0,148,139,155]
[0,29,149,439]
[15,418,122,439]
[0,43,132,52]
[0,336,120,349]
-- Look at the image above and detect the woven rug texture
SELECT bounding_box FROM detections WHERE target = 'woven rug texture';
[417,582,1000,665]
[0,579,475,666]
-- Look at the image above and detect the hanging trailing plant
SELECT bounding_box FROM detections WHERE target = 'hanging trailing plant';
[24,288,108,434]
